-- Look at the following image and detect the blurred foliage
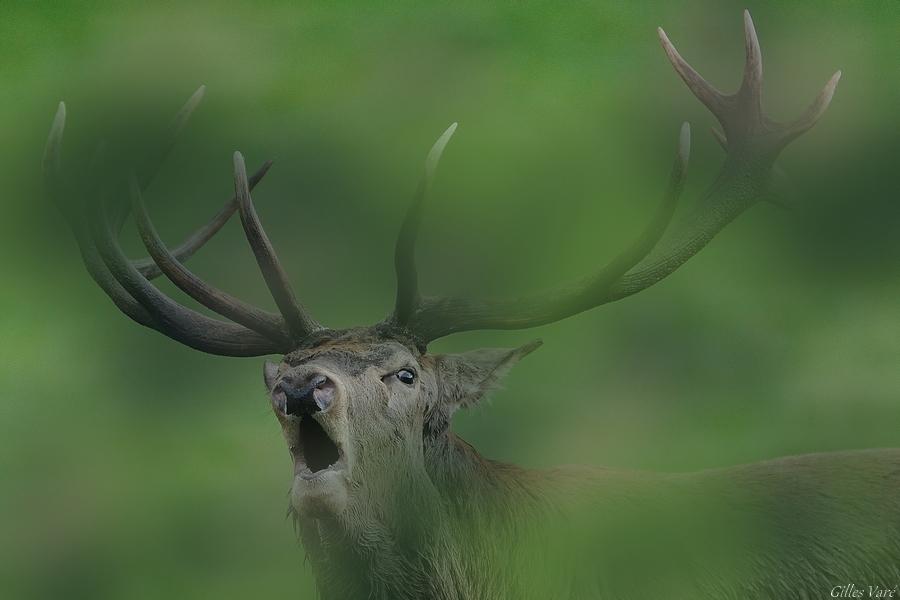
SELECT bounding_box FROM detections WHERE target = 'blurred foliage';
[0,0,898,598]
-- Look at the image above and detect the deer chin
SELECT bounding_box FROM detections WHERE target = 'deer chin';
[290,414,351,517]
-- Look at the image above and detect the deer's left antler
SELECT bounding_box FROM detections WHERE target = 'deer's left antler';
[388,10,841,345]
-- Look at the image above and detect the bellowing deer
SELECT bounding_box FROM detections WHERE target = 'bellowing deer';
[45,11,899,600]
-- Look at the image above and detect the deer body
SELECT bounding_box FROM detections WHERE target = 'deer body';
[46,10,899,599]
[304,439,900,599]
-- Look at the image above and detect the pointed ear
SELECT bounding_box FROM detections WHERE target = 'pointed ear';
[433,340,542,410]
[263,360,279,392]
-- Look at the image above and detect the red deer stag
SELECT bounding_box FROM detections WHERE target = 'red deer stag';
[44,11,899,600]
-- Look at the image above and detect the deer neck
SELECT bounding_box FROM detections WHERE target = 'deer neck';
[298,433,550,599]
[296,435,454,599]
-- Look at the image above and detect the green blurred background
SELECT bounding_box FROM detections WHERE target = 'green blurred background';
[0,1,897,598]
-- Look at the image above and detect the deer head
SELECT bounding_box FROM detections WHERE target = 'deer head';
[44,10,839,532]
[261,328,541,517]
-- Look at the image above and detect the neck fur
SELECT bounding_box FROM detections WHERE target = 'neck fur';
[295,433,557,600]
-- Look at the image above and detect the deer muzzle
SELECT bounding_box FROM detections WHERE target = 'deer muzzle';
[279,373,335,415]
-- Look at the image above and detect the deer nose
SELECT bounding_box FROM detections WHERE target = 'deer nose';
[280,373,335,416]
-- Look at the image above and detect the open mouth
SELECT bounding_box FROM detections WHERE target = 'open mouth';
[295,416,344,479]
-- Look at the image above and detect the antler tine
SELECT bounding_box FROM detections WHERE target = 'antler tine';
[657,27,729,125]
[233,151,321,341]
[604,122,690,277]
[43,103,70,218]
[392,123,458,326]
[108,86,208,234]
[43,102,66,178]
[740,10,764,108]
[133,159,274,280]
[170,85,206,141]
[405,123,691,343]
[129,172,291,343]
[779,70,842,147]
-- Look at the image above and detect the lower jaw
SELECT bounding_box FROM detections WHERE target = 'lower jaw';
[291,473,349,517]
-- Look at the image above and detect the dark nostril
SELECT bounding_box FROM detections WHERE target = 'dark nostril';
[282,373,335,416]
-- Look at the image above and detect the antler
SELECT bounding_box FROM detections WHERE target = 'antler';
[390,10,840,345]
[45,90,318,356]
[49,11,839,355]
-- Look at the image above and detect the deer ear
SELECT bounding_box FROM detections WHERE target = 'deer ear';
[434,340,542,410]
[263,360,279,392]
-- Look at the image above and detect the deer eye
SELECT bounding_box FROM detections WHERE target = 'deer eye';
[395,369,417,385]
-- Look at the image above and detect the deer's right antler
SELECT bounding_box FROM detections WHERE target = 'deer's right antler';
[388,10,841,346]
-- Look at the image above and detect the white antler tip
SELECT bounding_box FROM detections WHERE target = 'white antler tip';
[188,86,207,109]
[824,71,842,98]
[51,101,67,132]
[188,85,207,104]
[740,10,763,94]
[823,70,842,101]
[425,122,458,182]
[171,86,207,136]
[742,10,760,47]
[44,101,68,170]
[820,71,842,104]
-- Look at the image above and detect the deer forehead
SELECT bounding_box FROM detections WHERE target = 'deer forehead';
[281,336,422,378]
